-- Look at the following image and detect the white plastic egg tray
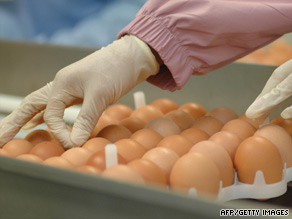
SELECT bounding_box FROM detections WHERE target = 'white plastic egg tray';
[188,166,292,202]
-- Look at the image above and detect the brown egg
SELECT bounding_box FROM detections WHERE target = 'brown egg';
[130,129,163,150]
[239,113,263,129]
[91,114,118,138]
[206,106,238,124]
[180,128,210,145]
[189,140,234,187]
[24,129,52,146]
[118,117,146,133]
[43,156,74,169]
[0,149,12,157]
[270,116,285,125]
[17,154,43,163]
[142,147,179,181]
[128,159,167,187]
[104,104,133,121]
[86,149,127,171]
[192,116,224,136]
[115,139,147,163]
[76,165,101,175]
[209,131,242,162]
[156,135,193,157]
[81,137,111,153]
[150,98,179,114]
[29,141,65,160]
[96,124,132,142]
[102,164,145,184]
[130,105,163,123]
[164,110,195,131]
[221,119,257,141]
[61,147,92,167]
[254,124,292,168]
[270,117,292,137]
[144,117,181,138]
[2,139,34,157]
[169,152,221,197]
[178,102,207,120]
[234,136,283,184]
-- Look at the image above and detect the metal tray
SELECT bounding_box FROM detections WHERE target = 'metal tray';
[0,155,288,219]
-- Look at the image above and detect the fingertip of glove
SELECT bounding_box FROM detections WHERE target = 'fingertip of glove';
[22,121,38,130]
[281,107,292,119]
[65,128,91,148]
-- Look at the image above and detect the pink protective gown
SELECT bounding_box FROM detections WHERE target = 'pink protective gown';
[118,0,292,91]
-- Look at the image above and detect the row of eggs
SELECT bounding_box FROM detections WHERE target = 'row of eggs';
[0,98,292,199]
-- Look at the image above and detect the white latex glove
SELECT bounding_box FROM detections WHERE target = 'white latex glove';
[246,59,292,119]
[0,35,159,148]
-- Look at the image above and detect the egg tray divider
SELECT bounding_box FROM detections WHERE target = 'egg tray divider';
[187,165,292,202]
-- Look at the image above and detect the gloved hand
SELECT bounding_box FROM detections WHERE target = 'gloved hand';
[246,59,292,119]
[0,35,159,148]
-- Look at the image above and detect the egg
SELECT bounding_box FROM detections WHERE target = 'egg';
[61,147,92,167]
[104,104,133,121]
[24,129,53,146]
[81,137,111,153]
[43,156,74,169]
[86,149,127,171]
[0,149,12,157]
[17,154,43,163]
[76,165,101,175]
[206,106,238,124]
[102,164,145,184]
[29,141,65,160]
[254,124,292,168]
[169,152,221,197]
[164,110,195,131]
[209,131,242,162]
[115,139,147,163]
[221,119,257,141]
[130,129,163,150]
[118,117,146,133]
[2,139,34,157]
[234,136,283,184]
[192,116,223,136]
[270,117,292,137]
[128,159,167,187]
[144,117,181,137]
[238,113,269,129]
[90,114,118,138]
[178,102,207,120]
[130,105,163,123]
[189,140,234,187]
[150,98,179,114]
[238,113,263,129]
[142,147,179,181]
[180,128,210,145]
[156,135,193,157]
[96,124,132,142]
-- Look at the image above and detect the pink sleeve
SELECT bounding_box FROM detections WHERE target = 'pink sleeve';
[118,0,292,91]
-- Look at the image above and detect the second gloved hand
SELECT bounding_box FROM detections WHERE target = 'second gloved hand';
[0,35,159,148]
[246,59,292,119]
